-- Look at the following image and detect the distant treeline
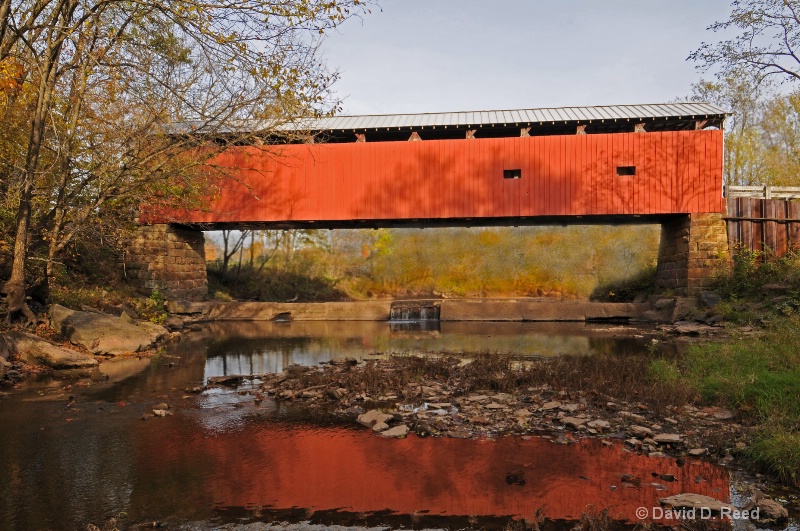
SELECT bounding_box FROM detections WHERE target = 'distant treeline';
[206,225,660,301]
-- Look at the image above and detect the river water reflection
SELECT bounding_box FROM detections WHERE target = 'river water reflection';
[0,321,726,530]
[197,321,656,379]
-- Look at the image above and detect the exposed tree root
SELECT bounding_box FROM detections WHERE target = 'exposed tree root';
[2,281,38,327]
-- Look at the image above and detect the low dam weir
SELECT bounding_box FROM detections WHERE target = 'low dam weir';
[166,299,649,322]
[389,300,441,332]
[389,301,441,322]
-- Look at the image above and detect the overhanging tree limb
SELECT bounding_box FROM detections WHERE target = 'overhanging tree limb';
[1,0,375,321]
[690,0,800,82]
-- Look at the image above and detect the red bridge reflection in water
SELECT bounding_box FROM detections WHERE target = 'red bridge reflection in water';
[140,416,729,524]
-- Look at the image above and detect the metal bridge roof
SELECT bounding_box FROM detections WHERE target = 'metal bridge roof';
[296,102,728,131]
[170,102,728,140]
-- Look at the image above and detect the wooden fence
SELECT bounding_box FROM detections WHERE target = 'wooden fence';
[725,197,800,258]
[725,185,800,199]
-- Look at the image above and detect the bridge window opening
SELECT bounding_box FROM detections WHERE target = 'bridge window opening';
[503,169,522,179]
[616,166,636,176]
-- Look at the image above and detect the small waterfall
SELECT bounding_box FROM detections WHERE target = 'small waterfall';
[389,302,440,322]
[389,301,440,331]
[420,306,434,321]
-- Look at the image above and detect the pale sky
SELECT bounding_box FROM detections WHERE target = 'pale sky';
[321,0,734,115]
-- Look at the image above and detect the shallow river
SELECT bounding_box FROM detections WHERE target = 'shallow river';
[0,321,729,530]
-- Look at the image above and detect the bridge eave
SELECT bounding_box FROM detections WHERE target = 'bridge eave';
[144,213,724,231]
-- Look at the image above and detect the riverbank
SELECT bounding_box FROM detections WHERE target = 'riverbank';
[665,317,800,486]
[0,303,179,387]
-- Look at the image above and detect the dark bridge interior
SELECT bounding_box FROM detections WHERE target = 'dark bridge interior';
[180,213,678,232]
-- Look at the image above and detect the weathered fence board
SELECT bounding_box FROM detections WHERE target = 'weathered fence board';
[726,185,800,199]
[791,202,800,250]
[725,198,800,258]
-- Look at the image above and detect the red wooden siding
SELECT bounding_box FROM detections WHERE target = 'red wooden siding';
[154,130,724,224]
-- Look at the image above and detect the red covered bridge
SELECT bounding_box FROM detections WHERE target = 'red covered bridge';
[131,103,731,300]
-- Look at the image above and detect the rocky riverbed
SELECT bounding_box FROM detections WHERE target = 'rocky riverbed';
[199,353,792,525]
[197,352,794,525]
[204,355,740,455]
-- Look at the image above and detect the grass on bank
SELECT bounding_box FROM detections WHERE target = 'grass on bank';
[649,250,800,485]
[678,319,800,485]
[711,248,800,324]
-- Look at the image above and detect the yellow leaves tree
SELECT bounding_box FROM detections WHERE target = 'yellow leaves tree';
[689,0,800,188]
[689,74,800,187]
[0,0,374,322]
[760,91,800,186]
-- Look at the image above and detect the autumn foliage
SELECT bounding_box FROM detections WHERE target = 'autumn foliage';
[207,225,660,301]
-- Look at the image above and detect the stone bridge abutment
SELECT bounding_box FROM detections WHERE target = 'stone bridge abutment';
[655,213,730,295]
[125,224,208,301]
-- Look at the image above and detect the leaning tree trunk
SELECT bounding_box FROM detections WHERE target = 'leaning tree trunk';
[4,179,36,324]
[5,125,42,325]
[3,4,71,324]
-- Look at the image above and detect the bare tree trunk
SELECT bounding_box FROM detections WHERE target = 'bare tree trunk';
[5,81,50,323]
[221,230,247,277]
[4,178,36,324]
[248,230,255,268]
[221,230,231,276]
[256,232,281,273]
[5,110,46,324]
[4,0,75,324]
[234,237,245,284]
[46,28,90,282]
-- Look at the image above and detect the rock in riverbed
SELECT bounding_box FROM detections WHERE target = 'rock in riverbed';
[207,375,245,387]
[743,490,789,522]
[357,409,393,428]
[5,331,97,369]
[561,417,586,429]
[587,419,610,431]
[379,424,409,438]
[659,493,735,513]
[49,304,167,356]
[653,433,683,445]
[754,498,789,522]
[629,425,653,438]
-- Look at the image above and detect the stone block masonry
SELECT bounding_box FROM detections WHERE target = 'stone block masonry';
[656,213,730,295]
[125,224,207,301]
